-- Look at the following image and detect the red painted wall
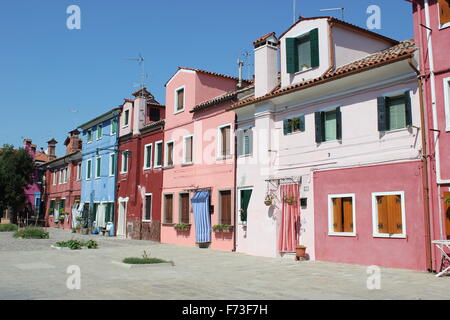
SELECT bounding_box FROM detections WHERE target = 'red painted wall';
[314,161,428,271]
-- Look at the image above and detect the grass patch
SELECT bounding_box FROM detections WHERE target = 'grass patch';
[0,224,18,232]
[55,239,99,250]
[122,257,169,264]
[14,227,49,239]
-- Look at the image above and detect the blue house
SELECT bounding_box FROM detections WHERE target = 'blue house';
[78,107,121,232]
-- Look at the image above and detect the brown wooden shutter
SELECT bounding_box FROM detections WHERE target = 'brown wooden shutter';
[439,0,450,25]
[177,89,184,110]
[377,196,389,234]
[444,192,450,240]
[168,143,173,166]
[332,198,343,232]
[180,193,190,224]
[165,195,173,223]
[185,137,193,163]
[343,197,353,233]
[386,195,402,234]
[221,126,231,156]
[220,190,232,225]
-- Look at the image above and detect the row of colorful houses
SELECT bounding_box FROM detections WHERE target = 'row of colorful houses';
[28,0,450,271]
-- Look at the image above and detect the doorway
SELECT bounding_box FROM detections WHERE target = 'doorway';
[117,201,127,237]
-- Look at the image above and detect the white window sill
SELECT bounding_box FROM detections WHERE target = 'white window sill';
[328,232,356,237]
[382,127,410,134]
[238,154,252,158]
[217,155,232,160]
[142,219,152,223]
[143,167,152,171]
[373,233,406,239]
[154,165,162,169]
[164,165,174,169]
[181,162,193,167]
[173,109,185,115]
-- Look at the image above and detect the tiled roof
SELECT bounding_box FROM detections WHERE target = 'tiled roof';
[35,152,49,163]
[278,16,398,45]
[140,119,165,132]
[253,32,276,47]
[177,67,252,84]
[190,84,255,113]
[229,39,416,111]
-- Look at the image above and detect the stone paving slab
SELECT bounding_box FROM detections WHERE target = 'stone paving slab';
[0,228,449,300]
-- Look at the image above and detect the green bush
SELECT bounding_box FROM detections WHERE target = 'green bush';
[14,227,49,239]
[0,224,18,232]
[55,239,98,250]
[122,257,169,264]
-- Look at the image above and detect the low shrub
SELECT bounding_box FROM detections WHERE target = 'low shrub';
[55,239,99,250]
[0,224,18,232]
[85,239,98,249]
[122,257,169,264]
[14,227,49,239]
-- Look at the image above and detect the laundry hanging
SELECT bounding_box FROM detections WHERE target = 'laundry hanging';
[192,190,211,244]
[278,184,301,253]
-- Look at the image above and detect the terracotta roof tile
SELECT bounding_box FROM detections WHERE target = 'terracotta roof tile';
[229,39,416,111]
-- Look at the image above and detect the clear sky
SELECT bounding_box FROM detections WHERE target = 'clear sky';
[0,0,414,157]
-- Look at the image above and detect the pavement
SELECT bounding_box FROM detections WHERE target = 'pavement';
[0,228,449,300]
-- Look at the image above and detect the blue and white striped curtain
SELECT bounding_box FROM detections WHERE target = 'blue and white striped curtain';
[192,190,211,243]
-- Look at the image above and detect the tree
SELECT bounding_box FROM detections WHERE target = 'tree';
[0,144,35,222]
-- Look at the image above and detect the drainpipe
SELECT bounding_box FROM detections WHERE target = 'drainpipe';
[409,57,433,271]
[232,112,238,252]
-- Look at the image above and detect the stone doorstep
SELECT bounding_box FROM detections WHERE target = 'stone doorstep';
[111,261,175,269]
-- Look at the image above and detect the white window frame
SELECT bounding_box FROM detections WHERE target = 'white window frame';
[371,191,407,239]
[109,153,116,177]
[86,159,92,180]
[53,171,57,185]
[121,151,129,174]
[154,140,163,168]
[123,109,130,128]
[165,140,174,168]
[143,143,153,170]
[182,135,194,165]
[327,194,356,237]
[143,193,153,222]
[96,124,103,140]
[443,77,450,131]
[438,0,450,30]
[95,156,102,179]
[77,163,82,181]
[217,123,232,159]
[174,85,186,114]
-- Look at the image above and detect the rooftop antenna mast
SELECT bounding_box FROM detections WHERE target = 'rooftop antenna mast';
[240,51,253,81]
[293,0,296,24]
[319,7,345,20]
[127,53,148,98]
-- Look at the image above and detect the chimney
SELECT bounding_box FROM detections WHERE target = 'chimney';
[132,87,154,134]
[253,32,278,98]
[237,59,244,88]
[65,129,81,155]
[47,139,57,161]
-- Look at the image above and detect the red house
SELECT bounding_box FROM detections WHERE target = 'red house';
[116,88,165,240]
[409,0,450,272]
[42,130,82,229]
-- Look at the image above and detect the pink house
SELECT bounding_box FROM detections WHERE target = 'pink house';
[160,67,249,251]
[409,0,450,272]
[230,17,429,270]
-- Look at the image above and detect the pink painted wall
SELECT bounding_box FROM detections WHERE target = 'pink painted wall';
[161,68,238,251]
[314,161,428,271]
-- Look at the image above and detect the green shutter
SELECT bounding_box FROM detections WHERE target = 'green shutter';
[240,189,253,222]
[299,115,305,132]
[315,112,324,143]
[310,28,320,68]
[377,97,387,132]
[283,119,290,135]
[286,38,298,73]
[336,107,342,140]
[404,91,412,127]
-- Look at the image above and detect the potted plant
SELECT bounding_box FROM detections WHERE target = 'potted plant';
[264,194,275,206]
[295,245,307,260]
[221,225,234,233]
[284,196,297,205]
[212,225,223,232]
[174,223,191,232]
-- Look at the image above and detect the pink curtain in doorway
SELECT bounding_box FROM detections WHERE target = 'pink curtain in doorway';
[278,184,300,253]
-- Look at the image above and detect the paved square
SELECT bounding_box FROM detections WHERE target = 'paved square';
[0,228,449,300]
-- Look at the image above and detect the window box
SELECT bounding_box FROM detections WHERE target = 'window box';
[212,225,234,233]
[174,223,191,232]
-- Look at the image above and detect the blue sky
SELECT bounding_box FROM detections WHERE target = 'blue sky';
[0,0,413,156]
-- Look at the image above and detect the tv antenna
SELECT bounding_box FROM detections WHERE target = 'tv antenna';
[292,0,296,24]
[127,53,148,97]
[319,7,345,20]
[240,51,253,80]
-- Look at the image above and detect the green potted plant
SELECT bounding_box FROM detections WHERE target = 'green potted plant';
[221,225,234,233]
[174,223,191,231]
[264,194,275,206]
[212,225,223,232]
[284,196,297,205]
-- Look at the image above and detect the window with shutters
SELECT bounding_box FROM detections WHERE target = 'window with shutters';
[111,119,117,135]
[143,194,152,221]
[377,92,412,132]
[121,151,129,174]
[239,188,253,223]
[444,78,450,130]
[154,141,163,168]
[218,124,232,158]
[165,141,174,167]
[109,153,116,176]
[179,193,190,224]
[95,156,101,179]
[183,135,193,165]
[87,130,93,143]
[143,143,152,170]
[164,194,174,224]
[97,124,103,140]
[439,0,450,26]
[239,128,253,156]
[283,115,305,135]
[328,194,355,236]
[86,159,92,180]
[315,107,342,143]
[175,86,185,113]
[372,192,406,238]
[286,28,320,74]
[219,190,232,225]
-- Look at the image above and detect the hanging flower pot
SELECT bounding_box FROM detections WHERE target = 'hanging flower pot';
[264,194,274,206]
